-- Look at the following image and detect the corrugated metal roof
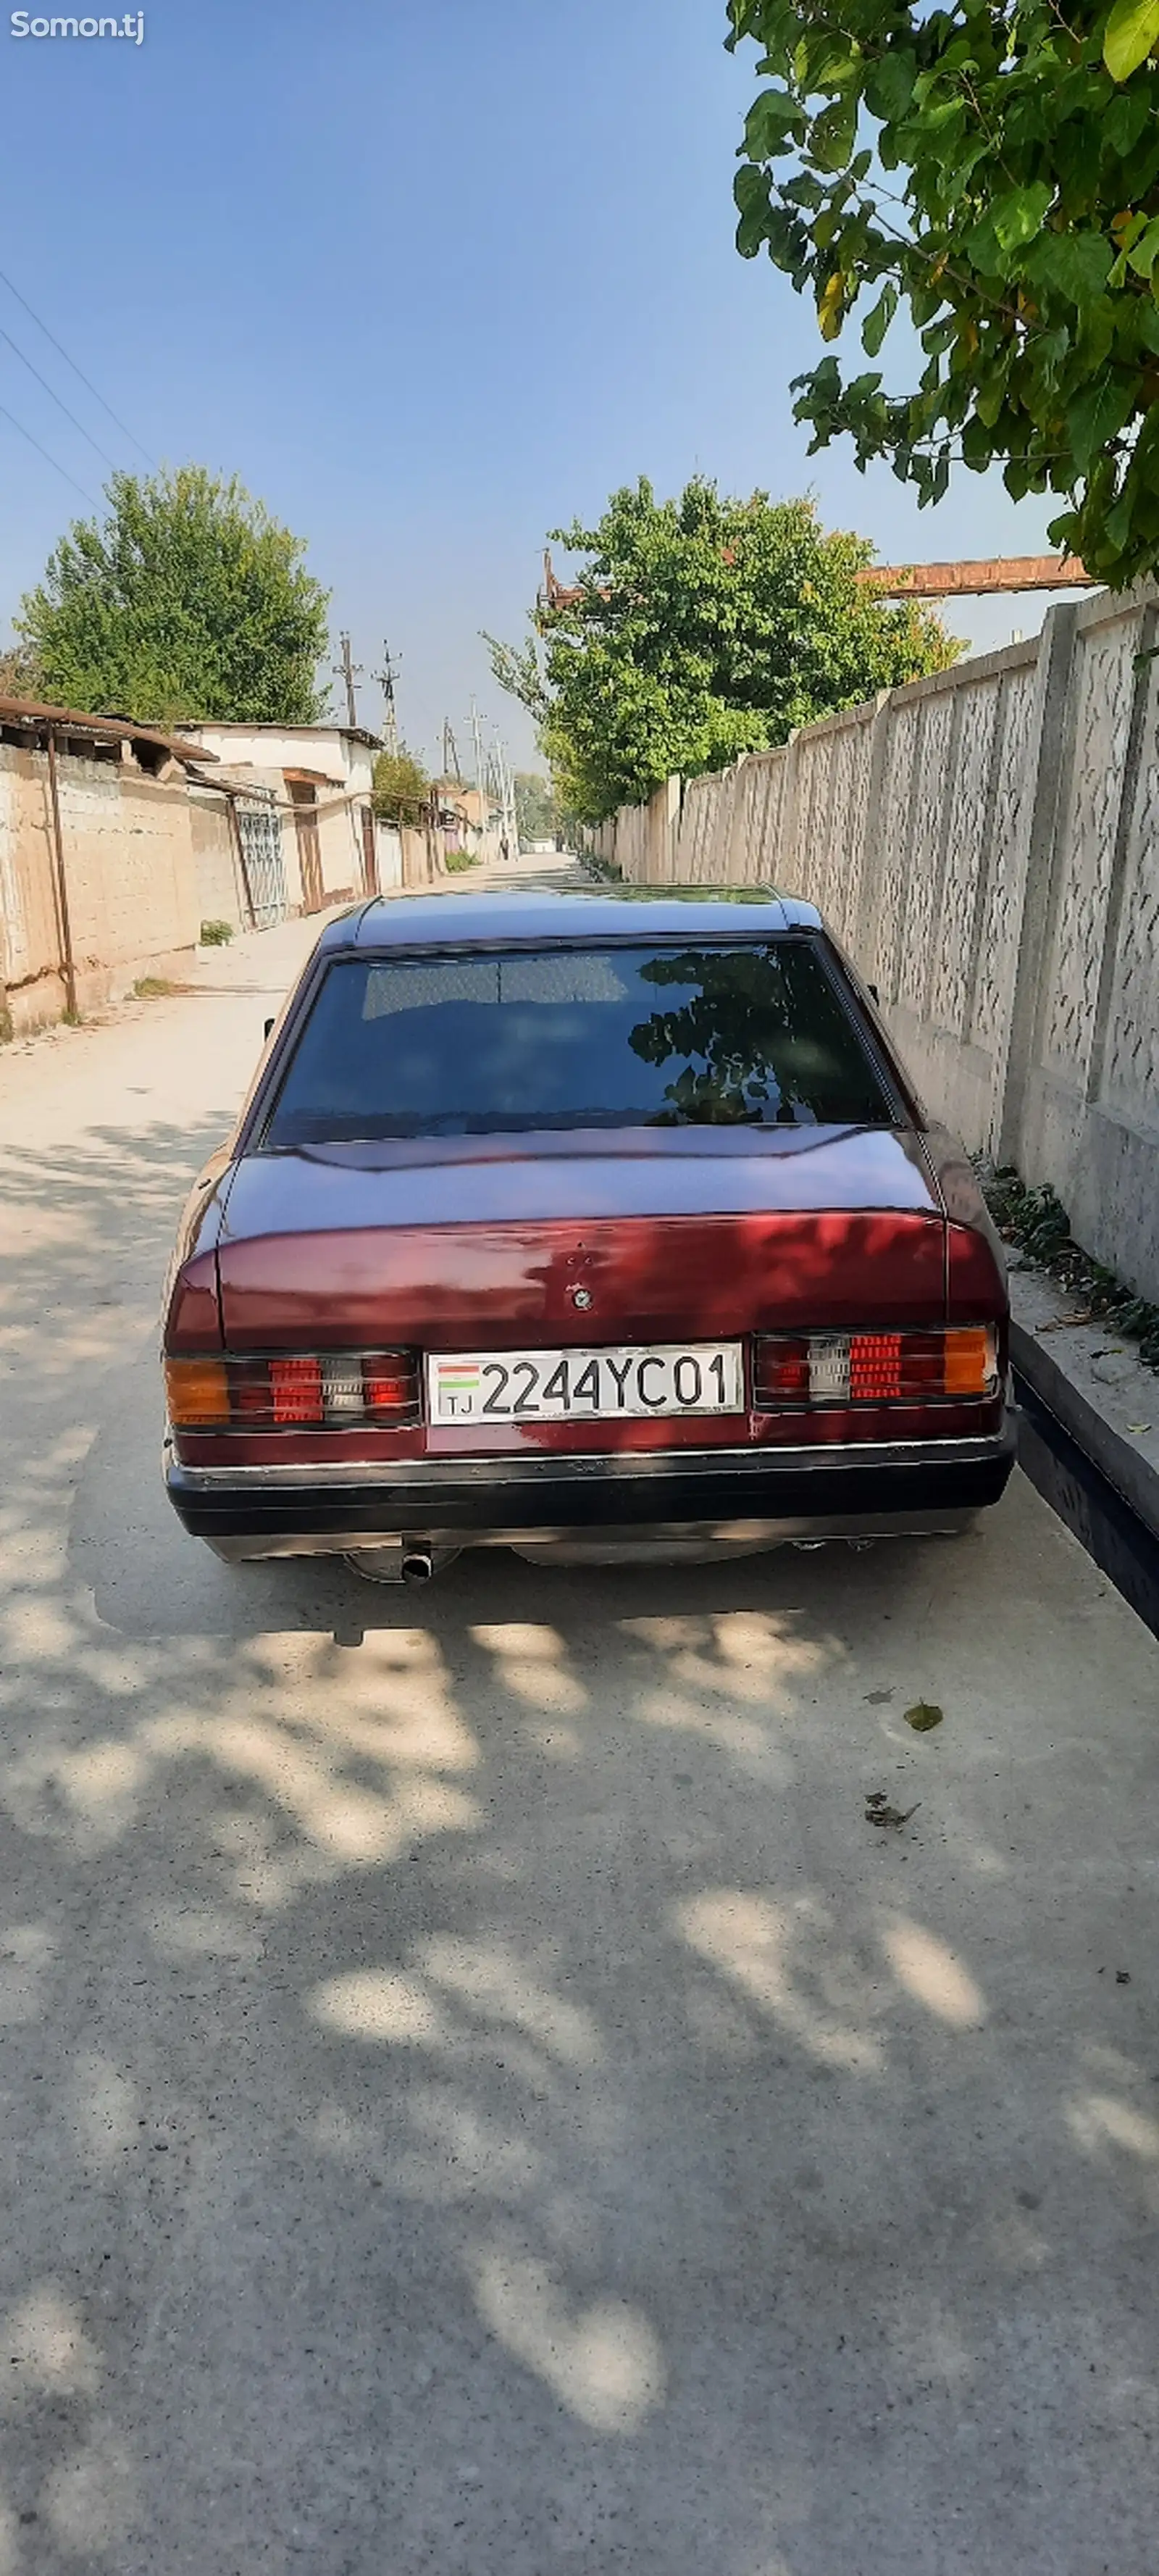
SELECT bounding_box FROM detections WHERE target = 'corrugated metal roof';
[0,696,216,765]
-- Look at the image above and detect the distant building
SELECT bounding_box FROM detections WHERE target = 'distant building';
[431,778,503,865]
[177,721,403,920]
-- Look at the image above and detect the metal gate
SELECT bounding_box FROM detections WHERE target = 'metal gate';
[236,798,287,931]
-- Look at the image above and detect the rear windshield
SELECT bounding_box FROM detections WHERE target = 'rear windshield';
[261,940,895,1145]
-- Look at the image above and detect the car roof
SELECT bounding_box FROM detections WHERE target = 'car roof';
[322,884,824,953]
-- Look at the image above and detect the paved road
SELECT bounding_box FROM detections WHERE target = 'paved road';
[1,872,1158,2575]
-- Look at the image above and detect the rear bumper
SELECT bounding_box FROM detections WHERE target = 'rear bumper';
[165,1415,1017,1557]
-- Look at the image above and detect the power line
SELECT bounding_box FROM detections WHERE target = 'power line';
[0,320,119,471]
[0,400,99,507]
[0,265,156,469]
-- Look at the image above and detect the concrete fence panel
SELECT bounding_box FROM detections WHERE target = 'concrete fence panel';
[602,586,1159,1301]
[0,741,201,1032]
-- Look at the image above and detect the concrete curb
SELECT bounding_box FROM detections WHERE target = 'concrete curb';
[1010,1272,1159,1549]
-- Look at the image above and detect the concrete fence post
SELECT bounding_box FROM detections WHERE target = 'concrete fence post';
[852,690,894,976]
[645,775,679,881]
[996,601,1079,1169]
[1085,599,1158,1109]
[779,730,804,888]
[916,681,966,1028]
[726,756,748,882]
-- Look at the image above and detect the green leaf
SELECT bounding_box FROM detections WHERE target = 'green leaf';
[735,159,768,206]
[726,0,763,43]
[1067,371,1135,471]
[744,88,802,158]
[798,31,860,91]
[1102,486,1137,552]
[961,414,994,466]
[1103,86,1153,154]
[992,183,1054,253]
[1074,295,1118,374]
[811,98,859,173]
[1104,0,1159,83]
[963,212,1003,277]
[735,162,773,254]
[1031,324,1072,388]
[1027,229,1115,309]
[904,1701,945,1733]
[864,47,916,122]
[1127,215,1159,278]
[862,282,898,357]
[975,370,1008,428]
[784,171,827,210]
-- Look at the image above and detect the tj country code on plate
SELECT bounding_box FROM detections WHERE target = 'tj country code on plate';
[427,1343,745,1425]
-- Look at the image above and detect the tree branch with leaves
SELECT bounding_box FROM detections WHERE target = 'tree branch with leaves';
[729,0,1159,585]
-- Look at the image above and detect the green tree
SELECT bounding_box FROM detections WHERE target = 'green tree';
[514,771,563,843]
[372,746,430,822]
[15,466,330,725]
[488,476,955,822]
[729,1,1159,588]
[0,639,41,700]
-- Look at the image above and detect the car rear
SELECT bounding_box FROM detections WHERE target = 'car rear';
[162,893,1014,1572]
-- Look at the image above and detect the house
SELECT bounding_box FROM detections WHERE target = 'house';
[176,721,404,924]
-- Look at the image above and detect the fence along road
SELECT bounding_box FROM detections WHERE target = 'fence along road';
[595,583,1159,1311]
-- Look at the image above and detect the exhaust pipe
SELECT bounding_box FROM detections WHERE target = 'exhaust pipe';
[344,1541,461,1584]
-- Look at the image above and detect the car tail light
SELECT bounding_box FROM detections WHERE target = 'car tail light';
[164,1357,230,1427]
[270,1356,324,1424]
[753,1326,999,1412]
[165,1351,420,1430]
[364,1360,416,1413]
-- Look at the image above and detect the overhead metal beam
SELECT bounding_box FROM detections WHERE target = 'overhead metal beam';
[538,550,1095,612]
[859,554,1094,599]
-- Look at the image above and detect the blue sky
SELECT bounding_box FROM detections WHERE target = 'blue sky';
[1,0,1072,772]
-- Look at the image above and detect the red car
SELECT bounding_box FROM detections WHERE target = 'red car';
[162,886,1014,1582]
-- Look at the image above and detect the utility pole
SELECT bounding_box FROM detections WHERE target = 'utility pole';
[443,722,463,785]
[493,728,519,859]
[505,741,519,856]
[334,633,363,730]
[470,699,490,851]
[373,642,403,754]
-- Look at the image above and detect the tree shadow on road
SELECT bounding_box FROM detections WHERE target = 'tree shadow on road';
[1,1119,1158,2573]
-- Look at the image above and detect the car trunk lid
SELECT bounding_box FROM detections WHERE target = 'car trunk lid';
[215,1128,947,1349]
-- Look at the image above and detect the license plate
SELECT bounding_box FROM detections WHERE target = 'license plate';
[426,1342,745,1426]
